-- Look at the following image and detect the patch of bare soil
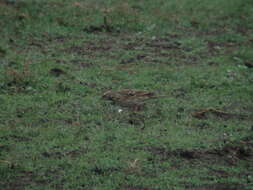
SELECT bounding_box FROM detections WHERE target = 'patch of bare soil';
[206,40,241,56]
[44,34,69,43]
[184,182,249,190]
[137,36,205,65]
[142,37,191,64]
[196,28,228,37]
[61,31,210,66]
[236,24,253,35]
[2,135,31,142]
[215,136,253,160]
[90,166,121,176]
[55,59,94,70]
[119,54,147,65]
[146,146,202,161]
[83,24,119,34]
[83,15,120,34]
[66,40,113,57]
[146,37,182,50]
[0,47,6,57]
[121,184,159,190]
[192,108,250,121]
[64,33,200,65]
[42,147,88,159]
[49,68,66,77]
[69,59,93,68]
[0,144,11,152]
[42,148,88,159]
[126,112,146,126]
[146,136,253,164]
[1,169,48,190]
[0,0,16,6]
[244,61,253,68]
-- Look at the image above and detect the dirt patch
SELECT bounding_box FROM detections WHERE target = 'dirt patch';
[192,108,250,121]
[145,136,253,164]
[116,35,201,65]
[79,81,98,88]
[83,15,120,34]
[206,40,240,56]
[55,59,94,69]
[136,37,204,65]
[42,148,88,159]
[90,166,120,176]
[69,59,93,68]
[0,0,17,6]
[127,113,146,126]
[119,36,144,50]
[119,54,148,65]
[49,68,66,77]
[121,184,159,190]
[0,144,11,157]
[0,47,6,57]
[3,135,31,142]
[83,24,119,34]
[215,136,253,160]
[146,146,202,161]
[193,183,249,190]
[66,41,113,57]
[143,37,186,61]
[2,171,33,190]
[208,61,221,66]
[47,35,68,43]
[244,61,253,68]
[62,33,204,65]
[236,24,252,35]
[119,58,137,65]
[146,37,182,50]
[1,169,50,190]
[209,169,234,178]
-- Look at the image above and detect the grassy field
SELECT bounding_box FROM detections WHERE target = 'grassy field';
[0,0,253,189]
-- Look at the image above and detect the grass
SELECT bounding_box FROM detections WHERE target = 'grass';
[0,0,253,189]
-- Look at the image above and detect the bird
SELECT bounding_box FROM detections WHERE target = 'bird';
[102,89,157,111]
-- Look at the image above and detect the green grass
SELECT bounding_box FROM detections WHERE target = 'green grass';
[0,0,253,189]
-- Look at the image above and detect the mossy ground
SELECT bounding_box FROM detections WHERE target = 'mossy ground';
[0,0,253,189]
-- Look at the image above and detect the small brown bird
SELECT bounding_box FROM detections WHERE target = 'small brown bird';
[102,89,156,111]
[103,89,155,102]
